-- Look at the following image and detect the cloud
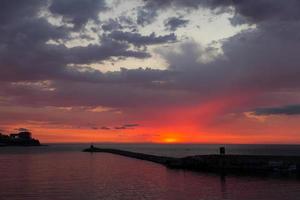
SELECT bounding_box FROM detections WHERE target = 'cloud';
[101,19,123,31]
[114,124,139,130]
[137,0,231,25]
[144,0,231,9]
[137,6,157,26]
[140,0,300,27]
[108,124,140,130]
[65,37,150,64]
[15,128,30,132]
[0,1,151,83]
[108,31,177,47]
[49,0,107,29]
[0,0,46,25]
[164,17,189,31]
[253,105,300,116]
[114,126,126,130]
[229,0,300,25]
[123,124,140,127]
[100,126,111,130]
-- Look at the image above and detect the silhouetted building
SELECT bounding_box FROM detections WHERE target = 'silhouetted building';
[220,147,225,155]
[10,131,32,140]
[0,131,40,146]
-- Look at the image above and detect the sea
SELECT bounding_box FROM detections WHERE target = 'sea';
[1,143,300,200]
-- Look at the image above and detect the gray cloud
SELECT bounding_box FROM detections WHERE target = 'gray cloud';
[0,1,151,83]
[164,17,189,31]
[66,38,150,64]
[230,0,300,25]
[101,19,123,31]
[140,0,300,27]
[123,124,139,128]
[138,0,231,25]
[137,6,158,26]
[143,0,231,9]
[101,17,137,32]
[108,31,177,47]
[114,126,126,130]
[0,0,46,25]
[100,126,111,130]
[114,124,139,130]
[49,0,107,29]
[254,105,300,116]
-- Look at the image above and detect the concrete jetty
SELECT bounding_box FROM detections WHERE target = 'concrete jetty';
[83,147,300,177]
[83,147,177,164]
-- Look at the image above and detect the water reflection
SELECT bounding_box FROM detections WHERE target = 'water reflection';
[1,146,300,200]
[219,174,225,199]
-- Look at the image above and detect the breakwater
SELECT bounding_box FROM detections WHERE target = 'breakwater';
[83,147,178,164]
[83,147,300,176]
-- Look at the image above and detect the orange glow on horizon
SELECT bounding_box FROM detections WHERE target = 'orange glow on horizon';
[3,93,300,144]
[4,126,300,144]
[163,137,178,143]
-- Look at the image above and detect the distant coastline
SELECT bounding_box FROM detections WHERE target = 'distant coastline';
[0,131,41,146]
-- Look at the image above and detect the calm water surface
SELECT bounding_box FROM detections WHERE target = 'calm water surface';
[1,144,300,200]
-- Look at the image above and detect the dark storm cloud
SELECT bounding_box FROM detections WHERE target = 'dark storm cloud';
[49,0,107,29]
[0,0,151,83]
[108,31,177,47]
[164,17,189,31]
[0,37,149,82]
[230,0,300,25]
[254,105,300,116]
[0,0,45,24]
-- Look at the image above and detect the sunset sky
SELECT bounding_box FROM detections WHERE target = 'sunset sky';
[0,0,300,143]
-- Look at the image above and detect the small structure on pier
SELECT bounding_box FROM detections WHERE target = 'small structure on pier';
[90,144,94,149]
[220,147,225,155]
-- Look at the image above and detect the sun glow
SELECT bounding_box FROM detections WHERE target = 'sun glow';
[163,137,178,143]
